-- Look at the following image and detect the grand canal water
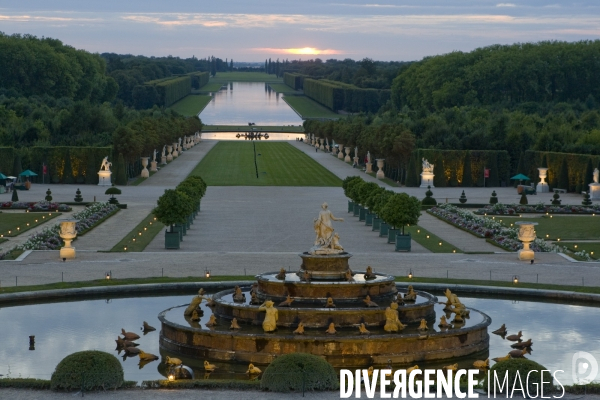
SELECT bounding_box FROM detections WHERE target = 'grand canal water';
[199,82,303,126]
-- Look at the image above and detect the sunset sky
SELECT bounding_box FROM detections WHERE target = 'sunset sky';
[2,1,599,61]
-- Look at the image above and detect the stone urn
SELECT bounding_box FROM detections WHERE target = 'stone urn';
[337,144,345,159]
[59,219,78,259]
[166,145,173,162]
[319,138,325,150]
[376,159,385,179]
[515,221,538,261]
[536,168,549,193]
[344,147,352,163]
[172,143,179,158]
[141,157,150,178]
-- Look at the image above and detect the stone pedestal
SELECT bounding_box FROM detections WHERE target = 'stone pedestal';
[97,170,112,186]
[172,143,179,158]
[376,159,385,179]
[344,147,352,162]
[590,183,600,200]
[160,156,167,165]
[150,161,158,172]
[366,163,373,173]
[337,144,344,159]
[140,157,150,178]
[536,168,549,193]
[353,156,359,166]
[516,221,538,261]
[166,145,173,162]
[59,219,78,260]
[420,172,435,188]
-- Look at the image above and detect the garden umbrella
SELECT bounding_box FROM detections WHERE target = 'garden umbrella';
[19,170,38,177]
[0,173,6,179]
[510,173,530,185]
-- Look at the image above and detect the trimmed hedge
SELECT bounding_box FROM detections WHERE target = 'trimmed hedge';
[283,72,306,90]
[522,150,600,192]
[303,78,389,113]
[154,76,192,107]
[50,350,124,391]
[190,71,210,89]
[260,353,338,392]
[28,146,112,184]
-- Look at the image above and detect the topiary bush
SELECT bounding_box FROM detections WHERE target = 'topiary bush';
[582,191,592,206]
[45,188,53,202]
[51,350,124,391]
[519,193,528,205]
[484,359,553,396]
[74,188,83,203]
[260,353,339,392]
[552,190,561,205]
[489,190,498,204]
[11,188,18,201]
[422,185,437,206]
[459,190,467,204]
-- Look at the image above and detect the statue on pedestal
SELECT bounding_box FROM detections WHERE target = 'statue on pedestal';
[153,149,157,163]
[422,158,434,173]
[594,168,599,184]
[259,300,278,332]
[100,156,112,171]
[310,203,344,255]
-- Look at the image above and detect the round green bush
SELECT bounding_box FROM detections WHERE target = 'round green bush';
[260,353,339,392]
[485,359,553,395]
[51,350,124,391]
[421,186,437,206]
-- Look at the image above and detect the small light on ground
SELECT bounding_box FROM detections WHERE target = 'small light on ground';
[513,276,519,284]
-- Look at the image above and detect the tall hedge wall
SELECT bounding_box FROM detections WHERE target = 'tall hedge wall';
[154,76,192,107]
[283,73,306,90]
[303,79,345,111]
[0,147,15,176]
[27,147,113,184]
[406,149,511,187]
[191,72,209,89]
[522,151,600,192]
[303,79,390,113]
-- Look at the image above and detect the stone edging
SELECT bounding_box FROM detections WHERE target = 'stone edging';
[0,280,599,304]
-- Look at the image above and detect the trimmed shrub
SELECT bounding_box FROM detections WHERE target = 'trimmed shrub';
[422,186,437,206]
[74,188,83,203]
[489,190,498,204]
[459,190,467,204]
[484,359,553,396]
[520,193,528,205]
[63,150,74,184]
[45,188,53,202]
[583,191,592,206]
[433,155,446,187]
[552,190,561,205]
[11,188,18,202]
[260,353,338,392]
[51,350,124,391]
[558,158,570,191]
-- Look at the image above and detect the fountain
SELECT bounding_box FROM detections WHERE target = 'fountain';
[159,203,490,367]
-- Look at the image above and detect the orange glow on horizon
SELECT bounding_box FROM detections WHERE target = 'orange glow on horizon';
[253,47,343,55]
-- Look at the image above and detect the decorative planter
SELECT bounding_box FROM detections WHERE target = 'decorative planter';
[372,217,381,231]
[387,228,398,244]
[515,221,537,261]
[365,211,373,226]
[140,157,149,178]
[353,204,360,217]
[376,159,385,179]
[173,224,183,241]
[347,201,354,213]
[379,222,389,237]
[395,233,412,252]
[358,207,366,221]
[188,215,194,225]
[185,218,191,230]
[165,230,180,249]
[59,219,78,259]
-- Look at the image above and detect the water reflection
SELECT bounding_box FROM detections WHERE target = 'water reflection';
[203,131,304,141]
[199,82,304,126]
[0,292,598,385]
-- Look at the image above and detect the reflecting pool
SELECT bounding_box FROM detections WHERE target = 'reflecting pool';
[199,82,303,126]
[0,291,598,385]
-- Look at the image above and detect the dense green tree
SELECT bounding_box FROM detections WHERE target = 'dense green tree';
[558,158,570,191]
[488,154,499,187]
[584,158,594,189]
[114,153,127,185]
[433,155,446,187]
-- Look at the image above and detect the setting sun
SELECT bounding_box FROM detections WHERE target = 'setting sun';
[253,47,343,55]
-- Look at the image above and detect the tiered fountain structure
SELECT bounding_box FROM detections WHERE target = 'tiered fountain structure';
[159,203,490,367]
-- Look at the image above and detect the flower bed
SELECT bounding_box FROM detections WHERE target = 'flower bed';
[475,203,600,215]
[0,201,71,212]
[428,204,561,253]
[17,202,119,251]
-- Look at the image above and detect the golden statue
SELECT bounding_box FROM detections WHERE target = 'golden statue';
[249,292,261,305]
[492,354,511,363]
[165,356,182,366]
[438,315,451,329]
[301,270,311,282]
[206,297,216,308]
[278,295,294,307]
[358,323,370,334]
[293,322,305,334]
[383,302,405,332]
[311,202,344,255]
[473,359,489,369]
[138,350,159,361]
[230,318,241,330]
[492,324,507,336]
[367,366,374,378]
[325,297,336,308]
[246,363,262,375]
[364,266,376,280]
[198,288,206,296]
[404,286,417,301]
[452,312,463,324]
[325,322,337,334]
[418,319,428,331]
[406,365,419,374]
[444,288,469,317]
[258,300,278,332]
[363,295,378,307]
[205,315,217,327]
[204,360,217,372]
[395,293,405,305]
[121,328,140,341]
[142,321,156,333]
[345,269,354,282]
[250,283,258,295]
[191,310,201,322]
[276,268,286,280]
[233,286,246,303]
[443,363,458,372]
[184,296,202,316]
[506,331,522,342]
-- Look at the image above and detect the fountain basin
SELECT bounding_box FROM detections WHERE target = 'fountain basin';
[299,252,352,280]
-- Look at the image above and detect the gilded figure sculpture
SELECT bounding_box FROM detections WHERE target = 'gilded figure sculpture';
[383,302,405,332]
[310,203,344,255]
[276,268,286,280]
[492,354,511,363]
[418,319,428,331]
[358,323,370,334]
[191,310,200,322]
[325,297,336,308]
[473,359,489,369]
[325,322,337,334]
[258,300,278,332]
[205,315,217,327]
[407,365,419,374]
[363,295,378,307]
[204,360,217,372]
[278,295,294,307]
[184,296,202,316]
[246,363,262,375]
[165,356,182,366]
[230,318,241,330]
[345,269,355,282]
[138,350,159,361]
[443,363,458,372]
[233,286,246,303]
[438,315,451,329]
[249,292,261,305]
[293,322,305,334]
[404,286,417,301]
[364,266,376,280]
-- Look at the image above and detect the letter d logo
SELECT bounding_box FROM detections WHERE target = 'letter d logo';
[572,351,599,384]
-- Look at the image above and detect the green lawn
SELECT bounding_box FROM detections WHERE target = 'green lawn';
[497,215,600,240]
[559,242,600,260]
[189,141,342,186]
[196,82,225,92]
[202,125,304,133]
[0,212,62,237]
[169,95,212,116]
[283,95,342,119]
[268,83,299,94]
[403,225,463,253]
[210,72,282,83]
[109,213,165,252]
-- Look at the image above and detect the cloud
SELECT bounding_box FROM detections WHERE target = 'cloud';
[496,3,516,7]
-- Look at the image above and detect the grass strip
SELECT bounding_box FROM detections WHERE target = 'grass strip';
[189,141,342,186]
[142,379,260,390]
[404,225,463,253]
[196,82,225,92]
[202,125,304,133]
[130,171,157,186]
[0,212,62,237]
[268,83,299,93]
[283,95,342,119]
[169,94,212,116]
[0,248,24,260]
[109,213,165,252]
[365,171,400,187]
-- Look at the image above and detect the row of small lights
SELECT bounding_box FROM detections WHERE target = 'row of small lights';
[1,212,54,238]
[122,217,157,251]
[413,228,457,253]
[406,269,521,284]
